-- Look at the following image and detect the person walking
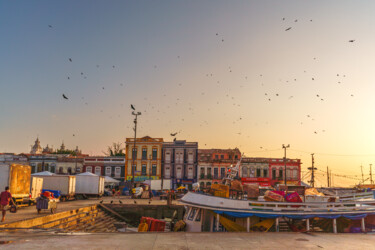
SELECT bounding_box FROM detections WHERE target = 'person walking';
[1,187,14,222]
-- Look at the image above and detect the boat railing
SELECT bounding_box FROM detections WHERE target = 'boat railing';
[182,192,375,213]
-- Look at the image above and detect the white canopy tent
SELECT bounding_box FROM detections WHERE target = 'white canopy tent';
[77,172,98,176]
[103,176,120,184]
[31,171,56,176]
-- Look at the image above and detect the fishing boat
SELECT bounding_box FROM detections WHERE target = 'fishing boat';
[180,157,375,233]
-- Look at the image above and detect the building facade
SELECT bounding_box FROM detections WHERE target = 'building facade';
[0,153,28,164]
[83,156,125,181]
[55,155,84,174]
[162,140,198,190]
[125,136,163,183]
[240,157,301,187]
[28,155,58,173]
[198,148,241,188]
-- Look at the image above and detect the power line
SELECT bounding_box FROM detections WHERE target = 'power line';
[290,149,375,157]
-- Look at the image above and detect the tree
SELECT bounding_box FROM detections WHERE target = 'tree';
[104,142,125,156]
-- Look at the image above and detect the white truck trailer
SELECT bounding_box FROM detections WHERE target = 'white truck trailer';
[32,175,76,201]
[143,179,171,191]
[75,172,105,198]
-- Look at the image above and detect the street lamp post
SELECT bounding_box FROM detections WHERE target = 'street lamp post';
[282,144,290,186]
[131,111,141,188]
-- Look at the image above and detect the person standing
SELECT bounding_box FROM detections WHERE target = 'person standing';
[1,187,14,222]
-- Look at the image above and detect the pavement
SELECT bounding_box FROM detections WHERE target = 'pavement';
[0,231,374,249]
[0,196,176,225]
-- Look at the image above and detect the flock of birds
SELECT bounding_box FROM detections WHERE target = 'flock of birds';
[55,15,358,151]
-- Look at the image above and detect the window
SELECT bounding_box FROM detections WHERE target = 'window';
[188,208,198,221]
[272,169,276,180]
[256,168,261,177]
[152,164,157,176]
[242,167,248,177]
[142,148,147,160]
[86,166,92,173]
[235,155,238,159]
[165,152,171,162]
[200,167,205,175]
[220,168,225,178]
[132,148,137,159]
[263,169,268,177]
[176,167,182,179]
[188,152,193,163]
[215,155,219,159]
[152,148,157,160]
[188,167,193,179]
[207,167,211,175]
[279,169,283,179]
[50,165,56,173]
[214,168,218,179]
[105,167,111,176]
[142,164,147,175]
[195,209,201,221]
[95,166,101,176]
[221,155,224,159]
[115,167,121,177]
[165,166,170,178]
[293,169,298,179]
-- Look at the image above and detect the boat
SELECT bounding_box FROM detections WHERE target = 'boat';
[179,157,375,233]
[180,192,375,233]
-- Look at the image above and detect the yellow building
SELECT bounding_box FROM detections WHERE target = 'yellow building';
[125,136,163,182]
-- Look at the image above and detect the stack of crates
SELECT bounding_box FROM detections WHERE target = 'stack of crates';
[140,216,166,232]
[211,184,229,198]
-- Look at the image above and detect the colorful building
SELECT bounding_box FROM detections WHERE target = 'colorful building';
[241,157,301,187]
[83,156,125,181]
[162,140,198,190]
[198,148,241,188]
[125,136,163,183]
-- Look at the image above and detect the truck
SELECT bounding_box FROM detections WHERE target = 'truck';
[31,175,76,201]
[30,177,43,204]
[0,163,32,205]
[75,172,105,198]
[142,179,171,191]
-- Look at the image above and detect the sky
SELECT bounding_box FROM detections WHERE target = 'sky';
[1,1,375,187]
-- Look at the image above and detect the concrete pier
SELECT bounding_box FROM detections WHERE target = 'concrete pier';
[0,232,374,249]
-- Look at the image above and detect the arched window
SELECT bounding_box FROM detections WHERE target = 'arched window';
[242,167,248,177]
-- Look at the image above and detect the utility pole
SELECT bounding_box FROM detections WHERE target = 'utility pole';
[360,165,364,184]
[327,166,330,187]
[370,164,373,185]
[282,144,290,185]
[131,111,141,188]
[308,153,317,187]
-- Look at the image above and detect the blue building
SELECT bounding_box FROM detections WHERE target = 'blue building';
[162,140,198,190]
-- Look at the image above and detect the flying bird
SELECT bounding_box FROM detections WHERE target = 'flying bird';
[348,40,355,42]
[170,132,178,136]
[48,25,53,28]
[119,200,123,204]
[134,200,137,204]
[110,200,113,204]
[99,200,103,204]
[131,104,135,110]
[69,58,72,62]
[62,94,68,100]
[285,27,292,31]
